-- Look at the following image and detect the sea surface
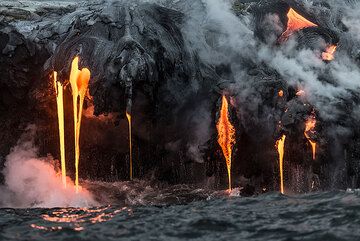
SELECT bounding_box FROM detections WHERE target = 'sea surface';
[1,188,360,241]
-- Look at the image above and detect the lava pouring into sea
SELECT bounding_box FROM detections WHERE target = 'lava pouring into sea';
[53,71,66,188]
[304,113,317,160]
[69,57,91,192]
[217,95,236,190]
[126,111,133,180]
[276,135,286,194]
[53,56,90,192]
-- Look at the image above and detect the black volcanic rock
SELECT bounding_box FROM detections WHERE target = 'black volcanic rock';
[0,0,360,193]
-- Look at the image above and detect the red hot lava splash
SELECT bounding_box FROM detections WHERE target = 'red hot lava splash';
[217,95,236,190]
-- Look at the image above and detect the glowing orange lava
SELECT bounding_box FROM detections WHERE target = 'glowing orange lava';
[278,90,284,97]
[126,111,133,180]
[217,95,236,190]
[279,8,318,42]
[53,71,67,188]
[276,135,286,194]
[69,57,91,192]
[322,45,337,61]
[304,114,317,160]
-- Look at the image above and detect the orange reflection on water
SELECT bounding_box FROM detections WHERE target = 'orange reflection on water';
[31,206,132,232]
[30,224,63,231]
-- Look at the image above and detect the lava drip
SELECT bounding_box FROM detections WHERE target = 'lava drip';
[125,73,133,180]
[126,106,133,181]
[279,8,318,42]
[69,57,91,192]
[276,135,286,194]
[53,71,67,188]
[304,113,317,160]
[322,45,337,61]
[216,95,236,190]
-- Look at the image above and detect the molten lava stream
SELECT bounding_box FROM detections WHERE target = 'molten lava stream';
[53,71,67,188]
[217,95,236,191]
[126,111,133,180]
[304,115,317,160]
[69,56,91,192]
[322,45,337,61]
[276,135,286,194]
[279,8,317,42]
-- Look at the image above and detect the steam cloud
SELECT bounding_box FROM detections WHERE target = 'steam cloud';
[183,0,359,122]
[168,0,360,176]
[0,125,97,208]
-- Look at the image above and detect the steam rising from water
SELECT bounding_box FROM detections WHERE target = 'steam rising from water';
[0,125,97,208]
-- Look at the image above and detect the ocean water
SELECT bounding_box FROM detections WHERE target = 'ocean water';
[1,188,360,241]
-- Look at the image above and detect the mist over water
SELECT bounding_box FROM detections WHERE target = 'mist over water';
[0,126,97,208]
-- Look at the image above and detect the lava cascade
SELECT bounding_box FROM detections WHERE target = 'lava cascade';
[53,71,67,188]
[276,135,286,194]
[304,114,317,160]
[126,111,133,180]
[217,95,236,190]
[69,57,91,192]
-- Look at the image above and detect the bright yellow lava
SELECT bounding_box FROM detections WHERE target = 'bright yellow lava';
[126,111,133,180]
[217,95,236,190]
[69,57,91,192]
[276,135,286,194]
[53,71,67,188]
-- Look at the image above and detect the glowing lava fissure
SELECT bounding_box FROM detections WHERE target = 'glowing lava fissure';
[279,8,318,42]
[216,95,236,190]
[126,111,133,180]
[276,135,286,194]
[69,56,91,192]
[53,71,67,188]
[304,113,317,160]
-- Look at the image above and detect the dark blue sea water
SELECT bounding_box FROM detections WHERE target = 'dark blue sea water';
[1,188,360,241]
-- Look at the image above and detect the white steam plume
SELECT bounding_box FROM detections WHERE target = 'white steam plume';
[0,125,98,208]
